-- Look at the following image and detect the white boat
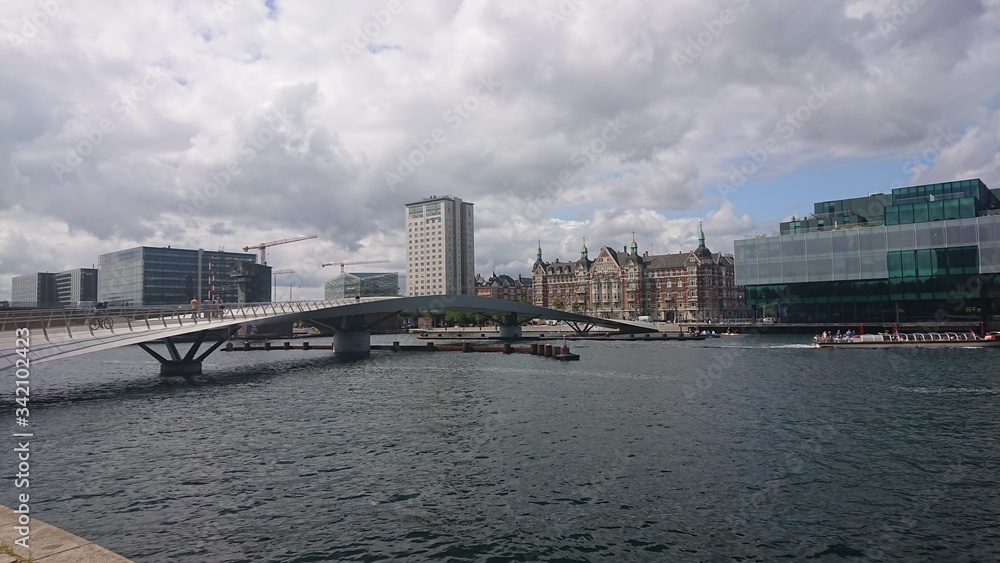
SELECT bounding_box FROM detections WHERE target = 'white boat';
[813,331,1000,348]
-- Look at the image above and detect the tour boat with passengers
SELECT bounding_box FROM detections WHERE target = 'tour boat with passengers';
[813,331,1000,348]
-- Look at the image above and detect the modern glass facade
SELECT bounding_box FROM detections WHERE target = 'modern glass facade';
[735,179,1000,324]
[98,247,271,306]
[324,272,400,299]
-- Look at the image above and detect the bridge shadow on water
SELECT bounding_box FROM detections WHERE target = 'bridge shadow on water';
[5,347,390,407]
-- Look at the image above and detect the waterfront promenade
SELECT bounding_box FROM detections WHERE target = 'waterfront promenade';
[0,505,132,562]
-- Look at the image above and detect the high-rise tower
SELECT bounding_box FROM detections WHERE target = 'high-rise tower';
[404,196,475,296]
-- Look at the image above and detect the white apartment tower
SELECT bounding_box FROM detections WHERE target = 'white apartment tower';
[405,195,475,296]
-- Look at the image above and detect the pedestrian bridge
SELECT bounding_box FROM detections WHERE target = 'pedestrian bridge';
[0,295,655,374]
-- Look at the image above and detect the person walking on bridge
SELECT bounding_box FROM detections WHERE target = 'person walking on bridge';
[190,296,199,319]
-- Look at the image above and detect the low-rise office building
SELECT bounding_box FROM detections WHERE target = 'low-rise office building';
[734,178,1000,325]
[11,268,98,307]
[11,272,58,307]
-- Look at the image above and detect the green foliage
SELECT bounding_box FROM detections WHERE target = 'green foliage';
[444,311,479,326]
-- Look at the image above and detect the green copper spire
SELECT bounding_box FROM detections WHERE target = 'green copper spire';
[581,237,588,259]
[537,240,542,261]
[698,221,706,247]
[630,232,638,255]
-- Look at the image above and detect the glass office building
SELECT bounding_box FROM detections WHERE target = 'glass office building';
[735,179,1000,324]
[324,272,399,299]
[98,246,271,306]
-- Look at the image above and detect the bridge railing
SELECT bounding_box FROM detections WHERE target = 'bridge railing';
[0,299,382,340]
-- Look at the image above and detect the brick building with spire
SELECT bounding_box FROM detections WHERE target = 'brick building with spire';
[531,227,747,322]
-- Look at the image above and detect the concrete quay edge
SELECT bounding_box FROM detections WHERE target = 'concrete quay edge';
[0,505,133,562]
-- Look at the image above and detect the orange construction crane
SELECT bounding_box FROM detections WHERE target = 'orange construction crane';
[321,259,390,273]
[243,235,317,265]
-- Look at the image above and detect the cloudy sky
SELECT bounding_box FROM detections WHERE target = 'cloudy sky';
[2,0,998,300]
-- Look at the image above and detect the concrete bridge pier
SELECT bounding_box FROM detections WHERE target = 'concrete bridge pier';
[497,312,523,339]
[333,331,371,357]
[498,324,523,339]
[332,315,372,357]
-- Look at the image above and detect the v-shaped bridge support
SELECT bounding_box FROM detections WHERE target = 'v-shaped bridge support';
[137,327,237,376]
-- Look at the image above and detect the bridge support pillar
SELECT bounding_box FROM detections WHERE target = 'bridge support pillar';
[497,312,523,339]
[333,331,370,357]
[137,329,233,376]
[498,324,522,339]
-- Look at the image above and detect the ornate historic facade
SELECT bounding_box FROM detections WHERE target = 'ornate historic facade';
[531,229,747,322]
[475,272,532,302]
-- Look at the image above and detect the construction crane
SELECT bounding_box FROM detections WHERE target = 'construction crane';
[243,235,317,265]
[321,259,390,273]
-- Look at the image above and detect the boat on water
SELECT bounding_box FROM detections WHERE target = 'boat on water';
[813,331,1000,348]
[688,329,721,338]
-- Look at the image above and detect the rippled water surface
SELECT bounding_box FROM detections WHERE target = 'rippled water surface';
[2,334,998,561]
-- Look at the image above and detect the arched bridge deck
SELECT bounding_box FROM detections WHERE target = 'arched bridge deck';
[0,295,656,372]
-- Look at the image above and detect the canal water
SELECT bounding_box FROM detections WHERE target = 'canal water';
[2,334,998,562]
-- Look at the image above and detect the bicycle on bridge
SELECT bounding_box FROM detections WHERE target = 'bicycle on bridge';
[88,305,115,330]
